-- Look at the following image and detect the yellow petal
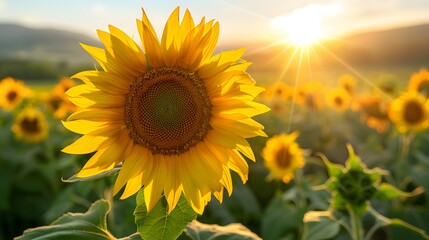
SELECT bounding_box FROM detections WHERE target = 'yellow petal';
[66,108,123,122]
[72,70,130,95]
[198,48,246,79]
[143,166,165,213]
[121,173,144,199]
[62,134,109,154]
[113,146,152,196]
[227,149,249,183]
[162,155,183,213]
[62,120,111,135]
[80,43,109,71]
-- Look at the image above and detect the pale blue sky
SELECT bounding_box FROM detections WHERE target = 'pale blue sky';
[1,0,429,44]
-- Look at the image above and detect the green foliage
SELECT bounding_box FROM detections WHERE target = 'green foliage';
[134,190,197,240]
[302,213,340,240]
[260,194,306,240]
[16,200,115,240]
[185,220,262,240]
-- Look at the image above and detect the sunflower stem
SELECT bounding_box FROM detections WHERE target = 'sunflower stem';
[349,208,363,240]
[396,133,412,187]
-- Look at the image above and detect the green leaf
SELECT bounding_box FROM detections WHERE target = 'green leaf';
[134,190,197,240]
[62,166,121,182]
[16,199,116,240]
[370,207,429,240]
[374,183,424,201]
[388,218,429,240]
[302,212,340,240]
[186,220,261,240]
[260,194,306,240]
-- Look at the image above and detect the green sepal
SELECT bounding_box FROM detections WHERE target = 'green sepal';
[185,220,261,240]
[62,166,121,182]
[374,183,424,201]
[317,153,343,178]
[345,144,364,172]
[134,189,197,240]
[330,192,346,211]
[15,200,117,240]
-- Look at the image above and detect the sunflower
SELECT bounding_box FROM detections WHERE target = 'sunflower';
[12,107,48,143]
[261,82,292,115]
[263,81,292,101]
[338,74,356,95]
[352,95,390,132]
[388,91,429,133]
[0,77,32,111]
[408,68,429,98]
[326,87,351,112]
[295,81,325,110]
[62,7,269,214]
[262,132,305,183]
[44,78,77,119]
[53,77,76,97]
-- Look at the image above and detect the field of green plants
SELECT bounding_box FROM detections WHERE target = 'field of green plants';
[1,65,429,239]
[2,5,429,240]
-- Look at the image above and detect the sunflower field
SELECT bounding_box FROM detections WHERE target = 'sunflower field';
[2,5,429,240]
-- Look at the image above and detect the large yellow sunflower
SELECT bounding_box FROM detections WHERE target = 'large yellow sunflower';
[262,132,305,184]
[388,91,429,133]
[62,7,269,214]
[408,68,429,98]
[12,107,48,143]
[0,77,32,111]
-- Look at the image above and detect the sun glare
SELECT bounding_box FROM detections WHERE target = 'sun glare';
[271,4,340,47]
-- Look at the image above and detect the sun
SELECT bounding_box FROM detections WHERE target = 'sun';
[270,4,340,47]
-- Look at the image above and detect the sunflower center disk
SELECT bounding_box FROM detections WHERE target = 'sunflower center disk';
[21,118,40,134]
[404,101,423,124]
[275,147,292,168]
[125,67,212,155]
[7,91,17,102]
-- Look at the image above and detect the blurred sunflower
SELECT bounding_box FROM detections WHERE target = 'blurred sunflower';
[408,68,429,98]
[12,107,48,143]
[44,78,77,119]
[338,74,356,95]
[295,81,325,110]
[262,132,305,183]
[262,82,292,115]
[62,7,269,214]
[263,81,292,101]
[53,77,76,97]
[326,88,351,112]
[352,95,390,132]
[0,77,32,111]
[388,91,429,133]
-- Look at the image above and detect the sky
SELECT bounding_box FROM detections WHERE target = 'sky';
[1,0,429,45]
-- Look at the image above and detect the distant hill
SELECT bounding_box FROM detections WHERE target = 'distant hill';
[0,23,100,65]
[325,24,429,66]
[1,22,428,71]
